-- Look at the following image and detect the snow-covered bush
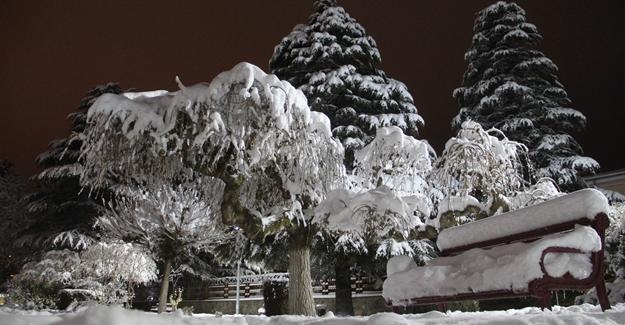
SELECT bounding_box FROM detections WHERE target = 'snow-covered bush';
[101,176,224,312]
[312,126,434,314]
[79,62,344,315]
[429,120,529,229]
[7,242,156,309]
[315,126,432,244]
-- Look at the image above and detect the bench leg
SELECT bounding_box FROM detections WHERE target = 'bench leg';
[596,279,611,311]
[437,303,447,312]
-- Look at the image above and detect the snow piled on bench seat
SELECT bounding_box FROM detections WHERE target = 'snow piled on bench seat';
[437,189,608,252]
[383,226,601,305]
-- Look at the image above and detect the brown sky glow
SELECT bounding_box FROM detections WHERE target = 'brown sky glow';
[1,0,624,177]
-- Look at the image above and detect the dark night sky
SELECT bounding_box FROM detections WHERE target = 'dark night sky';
[1,1,624,177]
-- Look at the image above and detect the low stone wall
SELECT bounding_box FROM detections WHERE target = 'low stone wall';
[180,293,388,316]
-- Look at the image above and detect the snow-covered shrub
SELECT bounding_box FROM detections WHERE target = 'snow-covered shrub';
[429,120,528,230]
[7,243,155,309]
[569,202,625,306]
[101,176,224,312]
[78,242,157,305]
[7,250,80,309]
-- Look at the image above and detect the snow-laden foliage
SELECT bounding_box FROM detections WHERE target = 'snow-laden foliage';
[607,203,625,279]
[79,62,344,315]
[577,202,625,305]
[314,186,425,243]
[452,1,598,191]
[270,0,423,166]
[314,126,433,249]
[102,176,225,263]
[505,178,562,211]
[375,239,436,265]
[429,120,528,229]
[352,126,431,196]
[20,83,123,252]
[80,62,344,235]
[8,243,156,309]
[596,187,625,205]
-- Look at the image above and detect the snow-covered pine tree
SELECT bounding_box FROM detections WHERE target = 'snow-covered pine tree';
[270,0,424,166]
[313,126,434,315]
[452,1,598,192]
[21,84,123,251]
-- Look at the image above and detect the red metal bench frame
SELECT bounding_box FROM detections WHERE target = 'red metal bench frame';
[388,213,611,312]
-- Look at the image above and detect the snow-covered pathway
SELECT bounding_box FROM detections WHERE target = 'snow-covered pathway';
[2,304,625,325]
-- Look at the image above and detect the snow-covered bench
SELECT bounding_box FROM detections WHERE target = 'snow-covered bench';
[383,188,611,312]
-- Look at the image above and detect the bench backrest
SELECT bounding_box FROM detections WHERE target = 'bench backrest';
[437,189,609,256]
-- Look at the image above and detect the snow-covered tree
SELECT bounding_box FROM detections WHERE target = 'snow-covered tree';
[452,1,598,192]
[429,120,530,229]
[21,84,123,251]
[313,126,433,314]
[79,63,344,315]
[101,177,225,313]
[270,0,424,166]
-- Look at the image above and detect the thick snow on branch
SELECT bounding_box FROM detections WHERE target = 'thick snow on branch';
[352,126,431,195]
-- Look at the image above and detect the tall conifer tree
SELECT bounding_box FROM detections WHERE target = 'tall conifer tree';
[453,1,598,191]
[270,0,424,166]
[271,0,426,315]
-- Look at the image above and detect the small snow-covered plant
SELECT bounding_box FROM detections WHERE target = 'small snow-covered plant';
[607,203,625,279]
[506,178,562,211]
[351,126,432,196]
[429,120,528,229]
[101,176,224,312]
[79,241,157,305]
[577,202,625,305]
[168,287,183,311]
[8,250,80,309]
[8,243,156,309]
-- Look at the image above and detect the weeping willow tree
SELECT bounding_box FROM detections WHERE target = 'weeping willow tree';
[429,120,529,230]
[79,63,344,315]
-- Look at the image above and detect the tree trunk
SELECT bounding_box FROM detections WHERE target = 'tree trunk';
[157,258,173,313]
[288,231,316,316]
[334,255,354,315]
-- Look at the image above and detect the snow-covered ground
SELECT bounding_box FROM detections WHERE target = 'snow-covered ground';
[2,304,625,325]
